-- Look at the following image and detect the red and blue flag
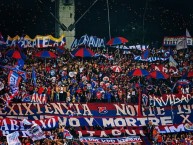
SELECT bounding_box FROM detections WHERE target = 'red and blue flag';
[141,48,150,59]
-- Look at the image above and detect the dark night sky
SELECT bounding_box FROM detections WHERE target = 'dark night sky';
[1,0,193,45]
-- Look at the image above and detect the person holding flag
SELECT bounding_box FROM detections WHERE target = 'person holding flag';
[0,59,26,109]
[31,67,37,87]
[57,124,73,144]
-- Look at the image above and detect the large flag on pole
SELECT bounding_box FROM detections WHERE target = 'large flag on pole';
[186,28,191,37]
[27,123,46,141]
[169,55,178,67]
[176,38,187,50]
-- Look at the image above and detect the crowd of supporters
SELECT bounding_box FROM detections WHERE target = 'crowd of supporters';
[0,44,193,145]
[0,46,193,104]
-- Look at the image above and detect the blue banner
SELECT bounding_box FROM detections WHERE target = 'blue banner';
[71,34,105,48]
[133,55,168,62]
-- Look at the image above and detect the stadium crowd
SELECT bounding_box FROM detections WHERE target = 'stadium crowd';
[0,45,193,104]
[0,43,193,145]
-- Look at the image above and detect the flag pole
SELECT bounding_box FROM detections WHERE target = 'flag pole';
[185,29,189,54]
[45,59,46,71]
[171,102,174,124]
[106,0,111,40]
[138,87,142,117]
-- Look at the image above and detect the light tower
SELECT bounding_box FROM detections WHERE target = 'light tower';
[55,0,75,49]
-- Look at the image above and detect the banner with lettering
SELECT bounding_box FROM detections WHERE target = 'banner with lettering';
[1,92,47,104]
[133,55,168,62]
[71,34,105,48]
[143,93,193,107]
[1,103,193,137]
[80,136,142,144]
[77,123,193,137]
[118,44,149,51]
[1,116,59,136]
[6,34,66,48]
[30,93,47,104]
[151,64,179,75]
[163,36,193,46]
